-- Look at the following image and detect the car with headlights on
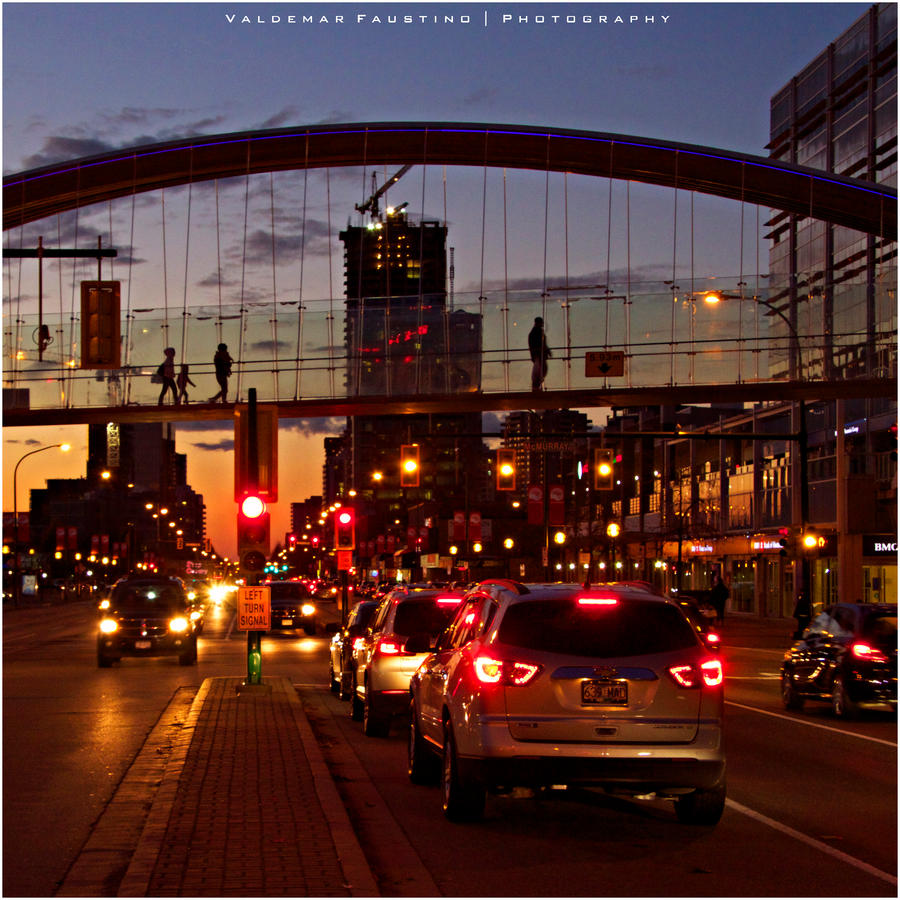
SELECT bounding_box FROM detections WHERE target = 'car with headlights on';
[781,602,897,717]
[408,580,726,824]
[97,575,198,667]
[351,586,464,736]
[329,599,379,699]
[265,580,318,635]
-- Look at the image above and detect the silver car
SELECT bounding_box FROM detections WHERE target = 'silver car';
[408,580,726,824]
[351,587,463,737]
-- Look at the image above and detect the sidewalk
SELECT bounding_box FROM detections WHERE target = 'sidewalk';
[59,676,379,898]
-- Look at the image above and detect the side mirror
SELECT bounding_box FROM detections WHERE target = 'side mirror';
[405,632,432,654]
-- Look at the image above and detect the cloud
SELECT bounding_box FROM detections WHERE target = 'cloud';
[281,417,346,435]
[22,137,116,169]
[191,438,235,451]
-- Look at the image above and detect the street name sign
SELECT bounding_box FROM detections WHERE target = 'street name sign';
[585,350,625,377]
[237,585,271,631]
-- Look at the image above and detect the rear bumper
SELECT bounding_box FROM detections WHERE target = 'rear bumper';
[460,754,725,793]
[98,633,192,657]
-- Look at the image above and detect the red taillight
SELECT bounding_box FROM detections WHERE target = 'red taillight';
[851,642,889,663]
[377,636,403,655]
[352,636,366,652]
[436,596,462,606]
[668,658,723,688]
[576,594,619,607]
[706,630,721,645]
[474,655,541,686]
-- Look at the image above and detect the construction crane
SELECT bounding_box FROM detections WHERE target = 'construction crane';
[355,165,412,219]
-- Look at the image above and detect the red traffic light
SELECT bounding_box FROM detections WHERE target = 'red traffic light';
[335,508,356,550]
[240,494,266,519]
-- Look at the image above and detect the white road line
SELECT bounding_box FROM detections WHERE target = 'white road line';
[726,700,898,748]
[727,799,897,886]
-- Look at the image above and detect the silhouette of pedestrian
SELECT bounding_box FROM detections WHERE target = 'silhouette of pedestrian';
[209,343,234,403]
[157,347,179,405]
[793,591,811,638]
[710,572,729,627]
[177,364,195,404]
[528,317,551,390]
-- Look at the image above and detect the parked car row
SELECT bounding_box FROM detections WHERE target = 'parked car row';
[332,578,731,825]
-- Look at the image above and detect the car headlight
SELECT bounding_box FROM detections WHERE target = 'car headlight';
[169,616,190,633]
[301,603,316,617]
[190,610,202,621]
[98,598,110,610]
[99,618,118,634]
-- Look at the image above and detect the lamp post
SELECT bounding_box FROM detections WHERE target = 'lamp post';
[703,290,811,596]
[12,442,71,606]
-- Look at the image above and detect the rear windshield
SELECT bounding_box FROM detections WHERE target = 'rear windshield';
[861,614,897,646]
[497,598,699,657]
[268,583,310,603]
[394,598,458,637]
[112,583,185,612]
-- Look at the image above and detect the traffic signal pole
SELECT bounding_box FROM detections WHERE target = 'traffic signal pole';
[246,389,262,685]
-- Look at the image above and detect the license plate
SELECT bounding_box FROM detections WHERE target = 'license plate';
[582,680,628,705]
[281,618,293,627]
[134,640,152,650]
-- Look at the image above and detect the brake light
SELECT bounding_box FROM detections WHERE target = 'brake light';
[668,658,723,688]
[437,596,462,606]
[706,630,721,646]
[577,595,618,607]
[851,642,888,663]
[474,655,541,686]
[352,636,366,652]
[377,636,403,655]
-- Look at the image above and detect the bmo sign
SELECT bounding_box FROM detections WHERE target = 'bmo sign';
[863,535,899,557]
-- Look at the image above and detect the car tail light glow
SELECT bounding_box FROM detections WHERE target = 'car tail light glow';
[705,630,721,645]
[474,655,541,686]
[377,636,403,655]
[576,594,619,607]
[851,642,889,663]
[352,636,366,652]
[437,596,462,605]
[668,658,723,688]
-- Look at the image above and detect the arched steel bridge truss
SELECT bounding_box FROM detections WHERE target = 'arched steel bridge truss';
[3,121,896,238]
[3,122,896,426]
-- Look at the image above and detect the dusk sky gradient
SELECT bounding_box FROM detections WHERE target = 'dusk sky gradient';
[2,1,870,557]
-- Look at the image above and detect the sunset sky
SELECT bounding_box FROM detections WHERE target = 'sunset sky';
[3,1,868,556]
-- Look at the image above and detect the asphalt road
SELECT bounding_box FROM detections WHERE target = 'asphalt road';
[3,598,896,897]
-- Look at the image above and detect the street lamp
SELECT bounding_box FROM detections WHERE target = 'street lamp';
[703,289,812,595]
[12,442,71,606]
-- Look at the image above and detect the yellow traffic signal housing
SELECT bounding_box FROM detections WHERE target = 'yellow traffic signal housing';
[594,448,615,490]
[80,281,121,369]
[496,448,516,491]
[400,444,420,487]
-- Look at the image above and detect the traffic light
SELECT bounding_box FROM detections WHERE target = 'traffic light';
[80,281,121,369]
[496,448,516,491]
[400,444,420,488]
[594,448,614,490]
[801,527,822,554]
[335,508,356,550]
[778,527,791,557]
[237,493,270,573]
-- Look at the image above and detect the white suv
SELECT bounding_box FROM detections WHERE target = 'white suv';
[351,586,463,737]
[408,580,726,824]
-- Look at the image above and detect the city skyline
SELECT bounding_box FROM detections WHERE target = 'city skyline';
[3,1,872,557]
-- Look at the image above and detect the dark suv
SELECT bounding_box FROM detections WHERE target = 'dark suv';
[266,580,318,635]
[97,575,198,667]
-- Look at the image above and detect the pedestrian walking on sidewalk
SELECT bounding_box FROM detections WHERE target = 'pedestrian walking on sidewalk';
[710,572,728,627]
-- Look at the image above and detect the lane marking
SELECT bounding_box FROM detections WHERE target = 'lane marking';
[727,799,897,886]
[726,700,897,748]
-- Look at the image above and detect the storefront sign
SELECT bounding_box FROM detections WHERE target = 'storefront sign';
[863,535,899,556]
